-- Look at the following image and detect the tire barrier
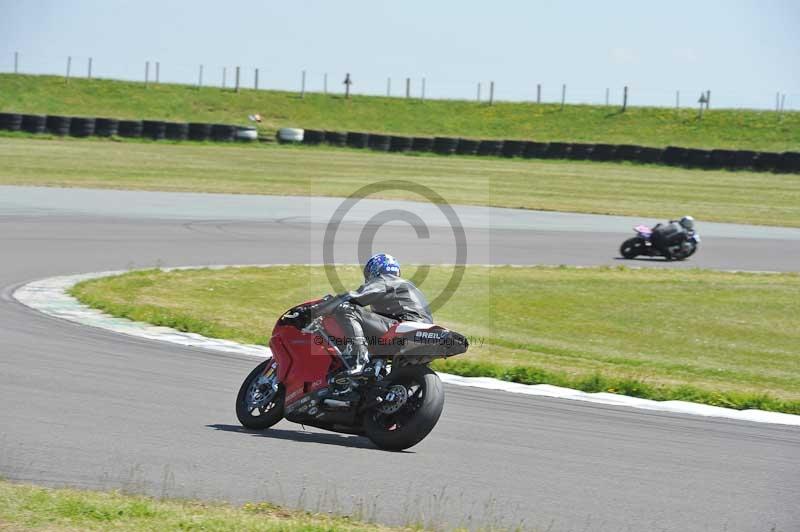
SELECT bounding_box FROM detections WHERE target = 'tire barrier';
[567,143,593,160]
[615,145,641,161]
[212,124,236,142]
[709,149,737,169]
[501,140,526,158]
[302,129,325,145]
[733,150,757,170]
[69,117,96,137]
[589,144,616,162]
[188,122,212,141]
[432,137,459,155]
[325,131,347,147]
[0,112,23,131]
[164,122,189,141]
[21,114,47,134]
[455,138,480,156]
[389,135,413,152]
[753,152,780,172]
[477,140,503,156]
[3,108,797,173]
[117,120,143,138]
[46,115,71,136]
[686,148,711,169]
[662,146,688,166]
[637,147,663,164]
[142,120,166,140]
[522,141,549,159]
[411,137,434,152]
[777,152,800,173]
[277,127,303,143]
[346,132,369,148]
[94,118,119,137]
[368,133,391,152]
[544,142,570,159]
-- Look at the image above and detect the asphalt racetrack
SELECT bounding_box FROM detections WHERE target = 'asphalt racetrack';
[1,186,799,531]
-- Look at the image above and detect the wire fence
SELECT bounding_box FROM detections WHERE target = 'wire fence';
[2,51,797,113]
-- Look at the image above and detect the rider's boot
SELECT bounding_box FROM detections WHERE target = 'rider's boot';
[344,337,370,376]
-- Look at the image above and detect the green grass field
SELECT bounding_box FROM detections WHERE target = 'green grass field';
[0,480,408,531]
[70,266,800,414]
[3,137,800,227]
[2,74,799,151]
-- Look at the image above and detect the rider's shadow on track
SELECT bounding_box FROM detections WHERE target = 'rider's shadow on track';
[206,424,399,451]
[614,256,668,262]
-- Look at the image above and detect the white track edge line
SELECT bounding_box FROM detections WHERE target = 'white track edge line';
[11,265,800,428]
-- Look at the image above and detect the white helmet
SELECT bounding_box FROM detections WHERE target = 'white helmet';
[679,216,695,230]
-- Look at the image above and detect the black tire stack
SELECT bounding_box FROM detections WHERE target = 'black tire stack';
[347,132,370,149]
[590,144,616,162]
[0,113,23,131]
[325,131,347,147]
[389,136,413,152]
[544,142,570,159]
[211,124,235,142]
[522,141,548,159]
[117,120,143,138]
[368,134,391,152]
[188,123,212,141]
[165,122,189,141]
[46,115,71,136]
[21,114,47,134]
[456,139,480,156]
[69,117,95,137]
[662,146,688,166]
[432,137,459,155]
[501,140,526,158]
[637,147,663,164]
[567,143,593,160]
[477,140,503,156]
[302,129,326,145]
[411,137,434,152]
[615,145,641,161]
[94,118,119,137]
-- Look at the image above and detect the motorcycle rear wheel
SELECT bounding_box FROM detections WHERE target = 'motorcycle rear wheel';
[236,359,285,430]
[620,237,643,259]
[364,366,444,451]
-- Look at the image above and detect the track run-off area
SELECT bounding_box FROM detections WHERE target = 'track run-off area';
[1,186,799,531]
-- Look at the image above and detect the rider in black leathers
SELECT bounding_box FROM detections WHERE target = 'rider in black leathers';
[313,253,432,375]
[650,215,695,258]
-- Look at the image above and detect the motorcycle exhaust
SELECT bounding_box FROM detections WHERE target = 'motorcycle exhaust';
[322,398,352,410]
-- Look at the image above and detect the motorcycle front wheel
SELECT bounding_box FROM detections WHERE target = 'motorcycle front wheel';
[620,237,643,259]
[236,359,285,430]
[364,366,444,451]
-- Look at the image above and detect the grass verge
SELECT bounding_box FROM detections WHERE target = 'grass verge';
[2,74,799,151]
[0,479,407,531]
[2,137,800,227]
[70,265,800,414]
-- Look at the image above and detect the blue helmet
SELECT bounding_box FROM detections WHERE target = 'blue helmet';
[363,253,401,281]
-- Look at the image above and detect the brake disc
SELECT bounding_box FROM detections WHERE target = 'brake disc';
[376,384,408,415]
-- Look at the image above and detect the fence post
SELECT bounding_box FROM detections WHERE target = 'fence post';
[775,91,780,113]
[198,65,203,88]
[300,70,306,98]
[145,61,149,86]
[65,56,71,84]
[254,68,259,90]
[537,83,541,104]
[386,77,391,97]
[421,77,426,101]
[560,83,566,110]
[622,86,628,112]
[155,61,160,84]
[477,82,481,102]
[489,81,495,105]
[14,51,19,74]
[780,93,786,114]
[324,73,328,94]
[605,88,609,106]
[87,57,92,79]
[234,66,240,92]
[676,90,680,109]
[705,90,711,110]
[405,77,410,98]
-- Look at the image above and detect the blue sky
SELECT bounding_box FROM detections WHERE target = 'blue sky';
[1,0,798,109]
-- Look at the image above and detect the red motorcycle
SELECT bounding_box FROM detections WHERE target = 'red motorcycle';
[236,295,468,451]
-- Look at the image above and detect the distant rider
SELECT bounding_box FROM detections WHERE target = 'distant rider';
[650,216,695,258]
[313,253,432,375]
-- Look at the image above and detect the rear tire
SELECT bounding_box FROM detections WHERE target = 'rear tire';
[236,359,285,430]
[620,237,643,259]
[364,366,444,451]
